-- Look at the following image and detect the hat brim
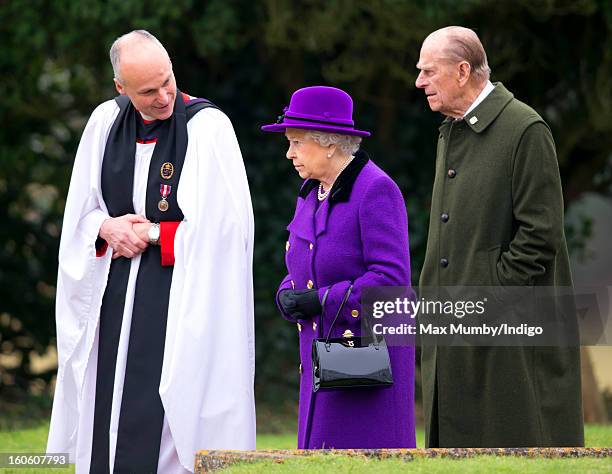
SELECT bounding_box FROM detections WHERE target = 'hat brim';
[261,122,371,137]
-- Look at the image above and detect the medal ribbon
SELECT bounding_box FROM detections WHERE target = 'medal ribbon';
[160,184,172,199]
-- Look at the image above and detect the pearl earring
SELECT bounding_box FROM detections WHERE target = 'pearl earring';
[327,153,332,158]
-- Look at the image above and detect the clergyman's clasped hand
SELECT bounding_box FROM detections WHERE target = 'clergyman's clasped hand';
[278,289,322,321]
[99,214,150,259]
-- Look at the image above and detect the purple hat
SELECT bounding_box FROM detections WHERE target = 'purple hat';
[261,86,371,137]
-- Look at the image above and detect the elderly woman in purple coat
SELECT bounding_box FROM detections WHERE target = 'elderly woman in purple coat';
[261,86,416,449]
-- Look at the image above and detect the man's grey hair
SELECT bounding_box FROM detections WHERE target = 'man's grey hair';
[436,26,491,82]
[307,131,362,156]
[109,30,167,83]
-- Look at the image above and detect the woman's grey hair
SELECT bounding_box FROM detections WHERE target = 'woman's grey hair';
[307,131,362,156]
[437,26,491,82]
[109,30,166,83]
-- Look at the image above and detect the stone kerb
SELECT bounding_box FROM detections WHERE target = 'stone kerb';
[194,447,612,472]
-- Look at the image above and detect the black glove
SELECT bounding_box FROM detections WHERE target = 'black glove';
[279,289,322,321]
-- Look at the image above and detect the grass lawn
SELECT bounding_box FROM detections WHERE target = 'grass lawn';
[0,423,609,473]
[242,425,612,473]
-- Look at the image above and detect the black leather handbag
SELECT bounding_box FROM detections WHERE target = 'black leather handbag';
[312,285,394,392]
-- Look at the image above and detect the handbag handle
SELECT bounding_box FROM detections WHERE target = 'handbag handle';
[317,287,331,339]
[320,284,384,349]
[322,285,353,344]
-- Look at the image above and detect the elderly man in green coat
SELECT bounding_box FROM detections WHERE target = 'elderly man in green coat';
[415,26,584,448]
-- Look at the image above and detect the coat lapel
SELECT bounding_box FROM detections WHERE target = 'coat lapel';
[287,187,317,242]
[314,198,329,237]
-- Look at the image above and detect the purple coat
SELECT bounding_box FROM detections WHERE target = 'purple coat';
[277,152,416,449]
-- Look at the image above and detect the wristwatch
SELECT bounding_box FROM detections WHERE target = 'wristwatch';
[148,223,160,245]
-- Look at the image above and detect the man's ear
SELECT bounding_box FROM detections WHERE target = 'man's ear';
[114,78,126,95]
[457,61,471,87]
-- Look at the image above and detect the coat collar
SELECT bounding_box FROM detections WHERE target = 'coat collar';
[298,149,369,203]
[288,150,369,241]
[439,82,514,134]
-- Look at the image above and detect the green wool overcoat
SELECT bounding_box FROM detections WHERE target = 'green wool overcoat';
[419,83,584,448]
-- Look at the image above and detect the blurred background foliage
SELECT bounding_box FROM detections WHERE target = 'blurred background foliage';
[1,0,611,420]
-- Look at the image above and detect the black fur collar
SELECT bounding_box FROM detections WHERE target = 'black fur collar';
[298,149,369,203]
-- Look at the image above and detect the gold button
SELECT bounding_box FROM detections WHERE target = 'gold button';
[309,243,314,250]
[286,241,290,252]
[351,309,359,318]
[342,329,354,338]
[312,321,317,331]
[297,323,302,332]
[291,280,295,289]
[299,363,302,374]
[307,280,314,289]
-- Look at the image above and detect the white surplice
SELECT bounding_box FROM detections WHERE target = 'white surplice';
[47,100,256,473]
